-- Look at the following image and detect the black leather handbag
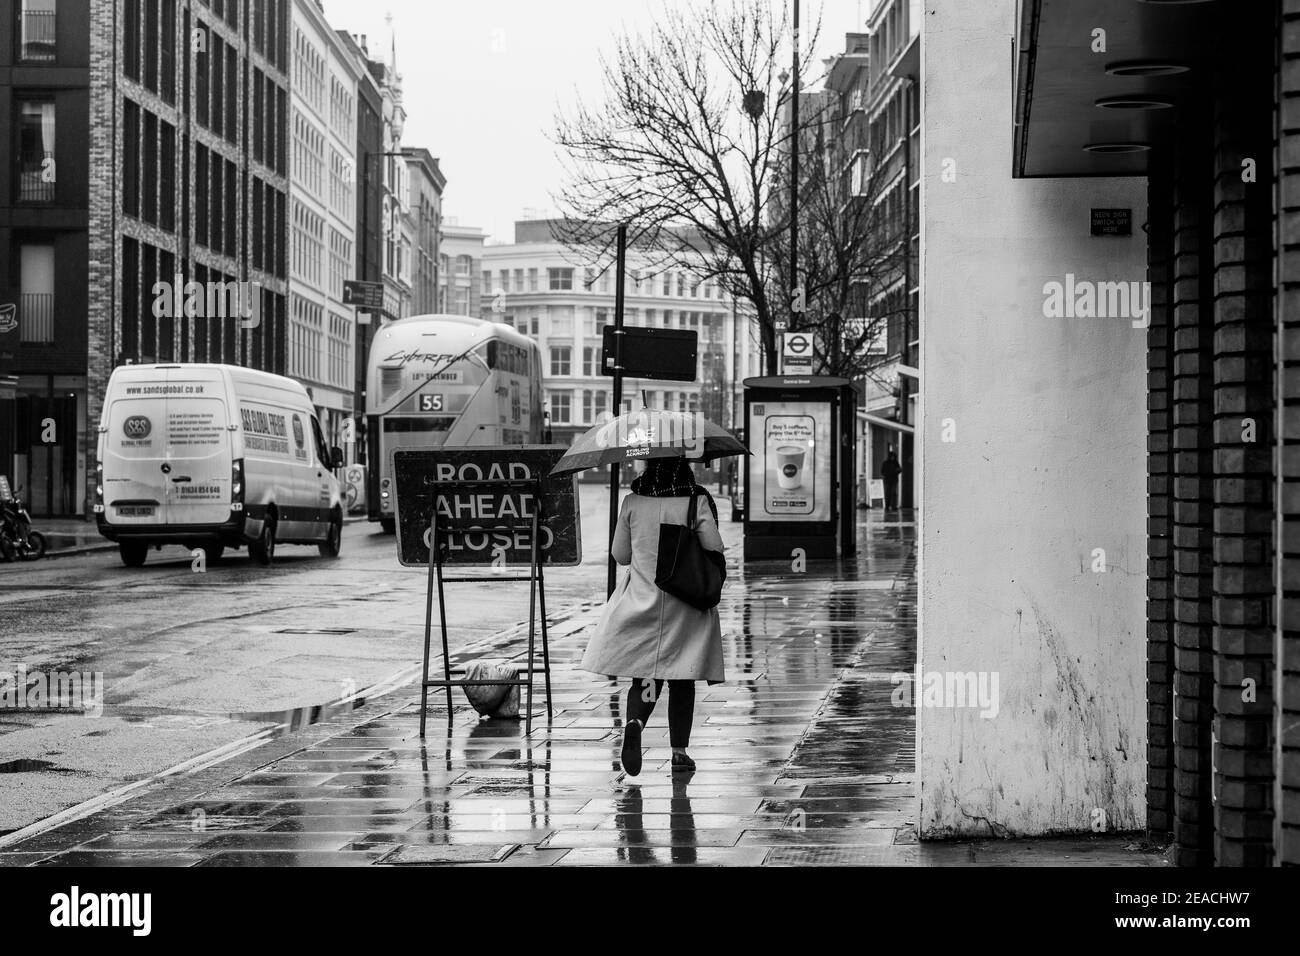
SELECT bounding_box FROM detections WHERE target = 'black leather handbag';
[654,489,726,611]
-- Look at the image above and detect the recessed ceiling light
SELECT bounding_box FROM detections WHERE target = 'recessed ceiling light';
[1105,60,1191,77]
[1095,95,1174,110]
[1083,142,1151,153]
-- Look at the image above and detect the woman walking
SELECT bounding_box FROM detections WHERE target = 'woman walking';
[581,456,726,776]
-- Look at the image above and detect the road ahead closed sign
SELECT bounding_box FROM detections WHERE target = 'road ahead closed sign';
[390,446,581,567]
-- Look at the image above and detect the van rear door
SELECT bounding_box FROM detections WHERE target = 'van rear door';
[160,372,233,526]
[102,368,232,528]
[103,379,171,525]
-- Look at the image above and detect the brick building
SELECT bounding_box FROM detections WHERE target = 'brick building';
[81,0,292,518]
[0,0,91,516]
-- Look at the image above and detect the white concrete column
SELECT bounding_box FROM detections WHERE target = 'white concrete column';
[919,0,1148,835]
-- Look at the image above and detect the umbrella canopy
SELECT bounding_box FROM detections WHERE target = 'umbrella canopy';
[548,409,748,476]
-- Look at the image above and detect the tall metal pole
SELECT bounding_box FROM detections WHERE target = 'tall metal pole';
[790,0,800,306]
[606,223,628,598]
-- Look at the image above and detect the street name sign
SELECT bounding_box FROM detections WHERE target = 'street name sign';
[343,279,385,310]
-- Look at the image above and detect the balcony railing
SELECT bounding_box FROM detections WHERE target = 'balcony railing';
[17,152,55,202]
[19,292,54,344]
[18,9,56,62]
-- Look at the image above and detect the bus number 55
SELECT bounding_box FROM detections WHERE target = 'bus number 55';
[419,394,444,412]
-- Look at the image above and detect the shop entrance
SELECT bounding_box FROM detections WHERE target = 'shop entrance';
[3,379,79,516]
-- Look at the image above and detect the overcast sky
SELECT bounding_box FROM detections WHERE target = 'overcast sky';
[332,1,871,244]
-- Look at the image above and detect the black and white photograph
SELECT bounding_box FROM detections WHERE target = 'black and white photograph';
[0,0,1290,936]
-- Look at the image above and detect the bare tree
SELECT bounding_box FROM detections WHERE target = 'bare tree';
[767,94,914,381]
[552,0,822,375]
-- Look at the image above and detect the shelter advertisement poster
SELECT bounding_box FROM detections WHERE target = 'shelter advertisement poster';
[749,401,831,522]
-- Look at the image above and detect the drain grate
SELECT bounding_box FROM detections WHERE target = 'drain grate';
[272,627,357,635]
[383,843,519,865]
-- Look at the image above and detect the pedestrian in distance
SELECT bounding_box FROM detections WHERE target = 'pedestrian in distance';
[581,456,726,776]
[882,446,902,511]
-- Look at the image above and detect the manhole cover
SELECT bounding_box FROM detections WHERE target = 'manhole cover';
[384,844,518,865]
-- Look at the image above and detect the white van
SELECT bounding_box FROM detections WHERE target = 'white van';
[95,363,345,567]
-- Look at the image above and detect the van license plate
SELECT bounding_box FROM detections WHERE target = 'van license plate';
[117,505,155,517]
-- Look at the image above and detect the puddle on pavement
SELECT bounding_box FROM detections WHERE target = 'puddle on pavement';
[229,695,370,736]
[0,758,76,774]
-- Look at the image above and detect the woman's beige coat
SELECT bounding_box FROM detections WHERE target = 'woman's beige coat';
[581,493,725,682]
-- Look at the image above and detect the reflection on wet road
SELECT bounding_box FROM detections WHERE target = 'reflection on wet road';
[0,513,1165,865]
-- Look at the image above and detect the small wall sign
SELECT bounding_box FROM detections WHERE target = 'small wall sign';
[1090,208,1132,237]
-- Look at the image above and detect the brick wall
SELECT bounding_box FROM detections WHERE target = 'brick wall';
[1210,9,1276,866]
[1147,154,1175,843]
[1170,111,1217,868]
[1277,0,1300,866]
[84,0,119,512]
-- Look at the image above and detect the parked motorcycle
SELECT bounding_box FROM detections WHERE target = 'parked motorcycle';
[0,493,46,561]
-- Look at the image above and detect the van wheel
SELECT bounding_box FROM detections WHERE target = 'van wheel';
[380,517,395,535]
[318,514,342,558]
[120,542,148,567]
[250,516,276,566]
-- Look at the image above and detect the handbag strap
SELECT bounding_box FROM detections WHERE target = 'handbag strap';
[684,487,718,527]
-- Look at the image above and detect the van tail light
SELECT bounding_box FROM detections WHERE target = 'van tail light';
[231,458,245,512]
[93,461,104,514]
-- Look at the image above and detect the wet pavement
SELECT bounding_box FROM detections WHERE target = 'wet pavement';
[0,512,1168,866]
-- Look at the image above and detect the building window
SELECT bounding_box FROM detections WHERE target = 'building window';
[18,244,54,343]
[549,346,571,376]
[143,0,158,92]
[224,44,237,145]
[583,346,600,378]
[224,160,236,254]
[528,268,538,291]
[456,255,471,276]
[550,392,572,424]
[159,121,175,232]
[548,267,573,291]
[160,0,175,103]
[549,306,573,338]
[16,99,55,203]
[482,271,492,294]
[123,100,139,216]
[211,35,224,138]
[210,154,223,253]
[17,0,56,62]
[196,148,209,245]
[142,110,157,224]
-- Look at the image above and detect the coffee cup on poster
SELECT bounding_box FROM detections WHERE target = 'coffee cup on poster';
[776,444,806,490]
